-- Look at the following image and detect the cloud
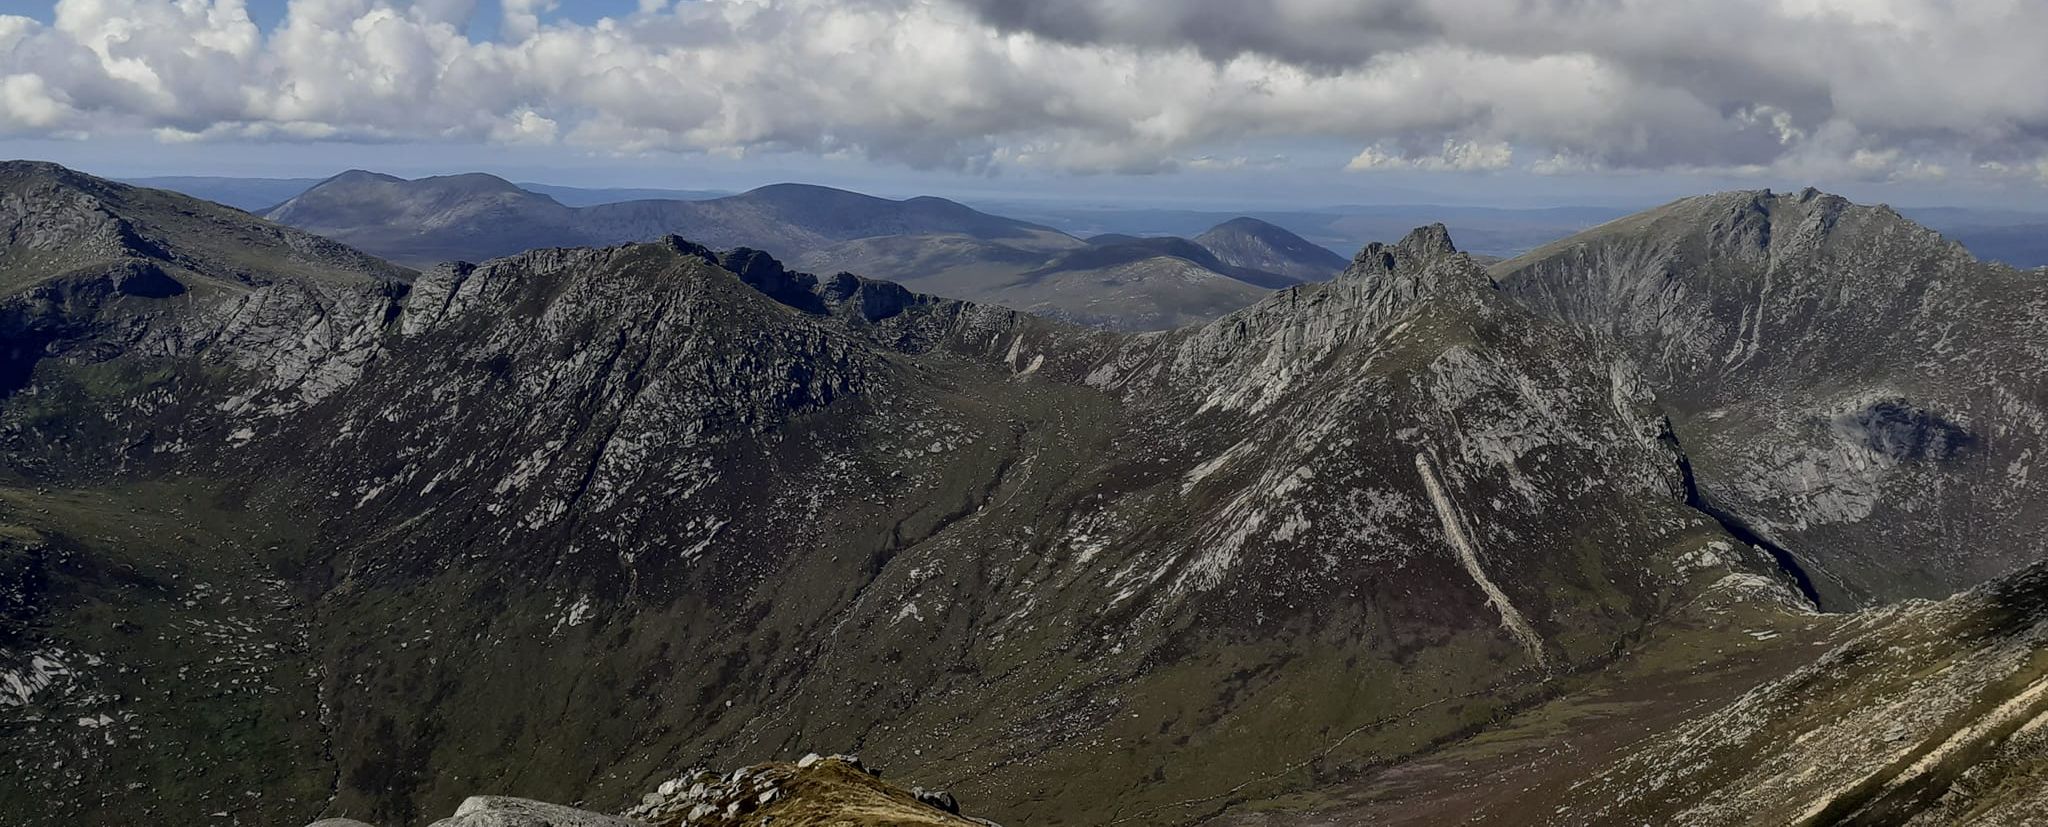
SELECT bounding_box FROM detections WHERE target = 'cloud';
[1185,153,1288,171]
[1347,139,1512,173]
[0,0,2042,183]
[489,109,559,145]
[0,73,73,130]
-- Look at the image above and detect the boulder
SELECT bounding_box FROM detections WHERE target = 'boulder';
[913,787,960,814]
[425,796,646,827]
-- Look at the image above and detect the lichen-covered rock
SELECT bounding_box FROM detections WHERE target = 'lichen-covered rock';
[626,757,982,827]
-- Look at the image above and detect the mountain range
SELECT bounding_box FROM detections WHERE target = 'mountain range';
[4,161,2047,826]
[136,174,2048,275]
[256,171,1346,330]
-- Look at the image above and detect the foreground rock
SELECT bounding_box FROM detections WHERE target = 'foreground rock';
[425,797,645,827]
[300,757,987,827]
[628,755,989,827]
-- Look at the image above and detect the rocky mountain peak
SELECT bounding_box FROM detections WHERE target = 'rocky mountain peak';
[1335,222,1491,309]
[1398,221,1458,258]
[4,160,408,289]
[3,163,151,262]
[1494,187,2048,607]
[1,159,103,191]
[1348,222,1458,269]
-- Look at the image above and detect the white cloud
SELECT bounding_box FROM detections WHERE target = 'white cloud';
[0,73,73,130]
[1185,154,1287,171]
[1347,139,1512,172]
[0,0,2040,183]
[490,108,559,145]
[1980,158,2048,187]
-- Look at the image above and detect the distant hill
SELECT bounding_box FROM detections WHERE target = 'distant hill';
[515,182,732,206]
[263,170,591,264]
[971,202,1633,260]
[1194,216,1349,281]
[262,172,1080,266]
[264,171,1346,329]
[1898,206,2048,268]
[123,174,2048,270]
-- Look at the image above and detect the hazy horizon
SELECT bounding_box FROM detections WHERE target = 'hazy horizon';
[3,1,2048,213]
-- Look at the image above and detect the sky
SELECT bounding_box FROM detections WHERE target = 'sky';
[1,0,2046,210]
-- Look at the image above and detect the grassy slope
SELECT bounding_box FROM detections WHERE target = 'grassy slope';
[0,482,331,826]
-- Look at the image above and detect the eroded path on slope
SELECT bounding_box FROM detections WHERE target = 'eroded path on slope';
[1413,451,1547,666]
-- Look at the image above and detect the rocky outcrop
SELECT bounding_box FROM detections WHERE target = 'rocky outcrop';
[294,757,988,827]
[426,797,646,827]
[623,756,987,826]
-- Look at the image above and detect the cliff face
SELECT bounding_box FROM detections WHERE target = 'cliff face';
[1496,189,2048,608]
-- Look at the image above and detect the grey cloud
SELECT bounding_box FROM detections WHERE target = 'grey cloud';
[948,0,2048,173]
[952,0,1442,69]
[0,0,2041,183]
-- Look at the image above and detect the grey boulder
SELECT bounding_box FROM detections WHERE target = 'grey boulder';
[425,796,646,827]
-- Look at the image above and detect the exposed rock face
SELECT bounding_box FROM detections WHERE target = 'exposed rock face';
[1495,189,2048,607]
[301,756,990,827]
[627,756,986,826]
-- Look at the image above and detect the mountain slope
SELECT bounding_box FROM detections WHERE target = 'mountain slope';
[261,170,595,263]
[0,166,1819,827]
[1493,188,2048,608]
[798,231,1275,330]
[295,558,2048,826]
[1550,559,2048,825]
[4,161,407,289]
